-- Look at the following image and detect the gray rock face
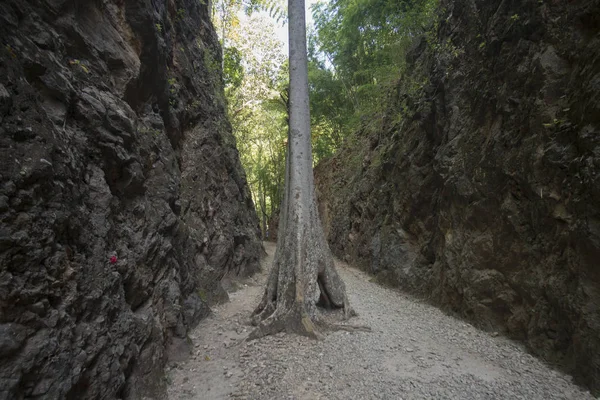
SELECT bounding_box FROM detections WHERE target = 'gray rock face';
[316,0,600,393]
[0,0,261,399]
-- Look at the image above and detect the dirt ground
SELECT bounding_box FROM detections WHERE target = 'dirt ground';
[166,242,595,400]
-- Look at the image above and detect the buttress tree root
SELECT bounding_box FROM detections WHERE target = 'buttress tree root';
[247,0,366,340]
[248,202,359,340]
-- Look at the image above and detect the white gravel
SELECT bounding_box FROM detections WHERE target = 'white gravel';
[167,242,595,400]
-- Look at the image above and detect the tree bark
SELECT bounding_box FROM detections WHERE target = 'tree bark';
[250,0,354,339]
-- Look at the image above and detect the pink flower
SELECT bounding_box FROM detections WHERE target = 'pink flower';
[109,255,118,264]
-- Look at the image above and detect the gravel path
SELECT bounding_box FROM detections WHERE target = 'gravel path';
[167,242,595,400]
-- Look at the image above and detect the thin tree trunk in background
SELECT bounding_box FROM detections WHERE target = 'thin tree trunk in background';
[249,0,354,339]
[259,176,267,238]
[261,197,267,238]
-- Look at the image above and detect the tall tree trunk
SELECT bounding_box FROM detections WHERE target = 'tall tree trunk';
[250,0,354,339]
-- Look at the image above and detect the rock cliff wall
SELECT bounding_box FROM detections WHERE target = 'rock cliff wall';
[0,0,261,398]
[316,0,600,392]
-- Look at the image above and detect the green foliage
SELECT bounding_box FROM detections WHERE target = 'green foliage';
[185,99,202,112]
[223,47,244,89]
[155,23,162,33]
[211,0,438,234]
[243,0,286,22]
[138,126,162,139]
[307,0,438,157]
[203,49,220,76]
[5,44,17,59]
[68,59,90,74]
[219,12,287,235]
[307,51,354,157]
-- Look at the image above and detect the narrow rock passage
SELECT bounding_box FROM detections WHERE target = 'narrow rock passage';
[167,242,594,399]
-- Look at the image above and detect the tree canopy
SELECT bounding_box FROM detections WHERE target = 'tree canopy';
[213,0,437,238]
[309,0,437,129]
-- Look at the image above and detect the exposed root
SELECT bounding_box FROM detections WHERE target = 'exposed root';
[249,185,356,341]
[248,307,324,341]
[249,256,358,340]
[343,303,357,319]
[325,323,371,333]
[247,314,286,341]
[250,300,276,326]
[248,309,370,342]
